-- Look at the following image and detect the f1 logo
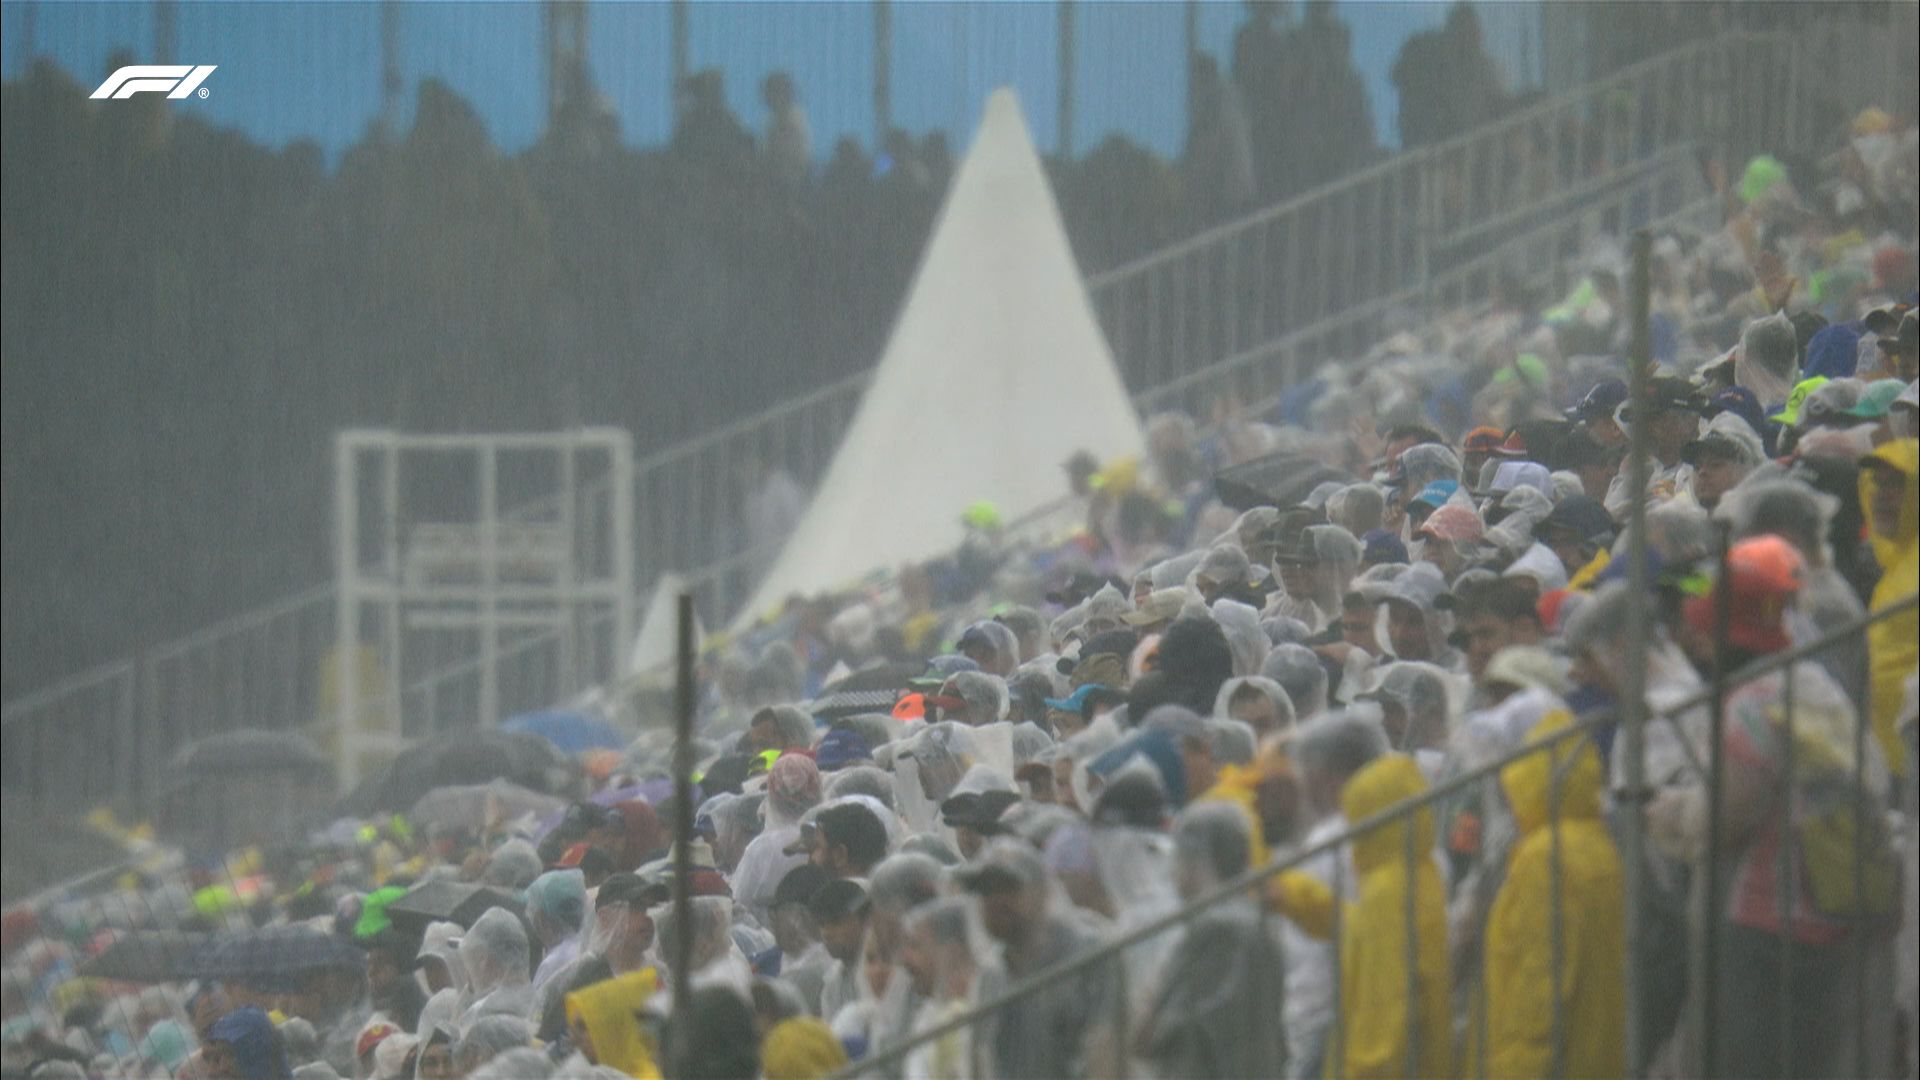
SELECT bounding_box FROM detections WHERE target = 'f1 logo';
[91,65,217,100]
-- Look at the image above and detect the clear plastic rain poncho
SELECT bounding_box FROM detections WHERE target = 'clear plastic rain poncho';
[1212,675,1297,736]
[452,1015,532,1074]
[653,895,750,996]
[897,897,987,1080]
[885,721,978,837]
[1359,661,1461,762]
[1563,583,1708,791]
[1719,476,1870,709]
[481,840,544,892]
[708,792,764,873]
[1139,802,1287,1080]
[824,764,896,810]
[961,620,1021,676]
[947,671,1010,725]
[733,754,823,922]
[1210,599,1271,677]
[526,870,587,992]
[1206,718,1258,767]
[1010,722,1055,768]
[1396,444,1463,499]
[1328,483,1387,538]
[1379,562,1461,670]
[1306,526,1365,617]
[1261,645,1329,721]
[1150,551,1207,590]
[457,907,534,1027]
[463,1044,545,1080]
[1735,312,1800,409]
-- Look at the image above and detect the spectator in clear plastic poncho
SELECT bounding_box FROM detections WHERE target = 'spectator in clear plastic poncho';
[451,1016,531,1078]
[1136,801,1286,1079]
[1273,713,1388,1079]
[956,838,1121,1080]
[1261,644,1329,723]
[1209,598,1270,677]
[1358,661,1457,771]
[1683,411,1767,511]
[735,754,823,925]
[1653,535,1896,1077]
[480,840,543,892]
[1387,444,1461,534]
[456,908,534,1027]
[933,671,1008,727]
[526,870,587,998]
[894,896,984,1079]
[956,621,1020,678]
[1719,476,1869,712]
[1379,563,1464,673]
[1736,311,1803,413]
[1272,525,1364,634]
[750,706,817,757]
[1211,675,1295,739]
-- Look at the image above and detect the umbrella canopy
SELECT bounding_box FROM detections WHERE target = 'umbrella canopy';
[78,930,209,985]
[807,689,902,722]
[339,730,582,817]
[500,710,626,755]
[1213,451,1353,512]
[821,662,922,695]
[408,780,567,835]
[163,729,331,782]
[384,880,525,937]
[186,926,364,993]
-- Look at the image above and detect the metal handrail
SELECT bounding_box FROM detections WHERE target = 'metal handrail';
[0,660,135,727]
[837,592,1920,1077]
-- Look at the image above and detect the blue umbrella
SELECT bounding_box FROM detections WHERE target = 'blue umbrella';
[500,710,625,755]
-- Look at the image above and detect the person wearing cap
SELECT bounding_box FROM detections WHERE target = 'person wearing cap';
[750,706,818,757]
[1412,502,1485,580]
[807,802,889,881]
[1450,575,1545,686]
[1560,427,1624,502]
[1652,536,1895,1078]
[1461,426,1508,484]
[1381,563,1462,672]
[940,789,1021,859]
[1536,495,1615,584]
[957,837,1119,1080]
[929,670,1008,727]
[755,864,833,1013]
[1873,309,1917,383]
[1273,525,1364,634]
[1888,380,1918,441]
[1736,311,1801,411]
[1862,438,1918,777]
[585,873,657,975]
[1567,379,1630,448]
[808,880,870,1022]
[1603,375,1705,519]
[956,621,1019,677]
[1042,683,1101,738]
[1122,586,1188,636]
[1682,411,1766,511]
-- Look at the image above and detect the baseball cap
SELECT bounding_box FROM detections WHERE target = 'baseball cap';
[806,880,869,924]
[1122,588,1188,626]
[1043,683,1102,713]
[1768,376,1830,425]
[1462,426,1507,454]
[1681,535,1806,654]
[1566,379,1629,422]
[1876,310,1917,356]
[1620,376,1708,422]
[1536,495,1615,543]
[940,790,1022,834]
[772,864,832,910]
[952,837,1050,894]
[1845,378,1909,419]
[1410,479,1460,511]
[814,727,873,772]
[1361,529,1409,566]
[595,872,661,909]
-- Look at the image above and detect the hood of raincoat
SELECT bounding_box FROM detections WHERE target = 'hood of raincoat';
[564,969,662,1079]
[762,1016,849,1080]
[1861,439,1918,571]
[207,1007,290,1080]
[1862,438,1918,775]
[1498,711,1603,835]
[417,920,469,995]
[1210,600,1271,677]
[1341,755,1433,874]
[1210,676,1294,729]
[458,907,531,1002]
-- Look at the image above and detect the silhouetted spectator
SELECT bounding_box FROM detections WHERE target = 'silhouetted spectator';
[1185,54,1256,225]
[761,71,811,187]
[1391,2,1505,148]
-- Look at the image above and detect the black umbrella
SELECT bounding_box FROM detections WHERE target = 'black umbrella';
[186,926,364,993]
[1213,452,1353,512]
[164,729,331,780]
[807,689,902,722]
[821,662,922,695]
[339,730,582,818]
[384,880,524,938]
[78,930,209,984]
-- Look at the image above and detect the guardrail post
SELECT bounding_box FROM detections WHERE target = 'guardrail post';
[1620,229,1653,1074]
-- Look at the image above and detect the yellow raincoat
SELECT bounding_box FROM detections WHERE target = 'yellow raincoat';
[565,969,663,1079]
[1285,756,1452,1079]
[1862,439,1917,776]
[1480,712,1624,1079]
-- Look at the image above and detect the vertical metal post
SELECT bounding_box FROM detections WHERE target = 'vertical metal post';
[1549,749,1568,1080]
[153,0,175,65]
[381,439,402,735]
[334,436,364,793]
[1619,230,1653,1073]
[670,593,697,1031]
[670,0,690,114]
[1778,662,1797,1075]
[479,446,500,728]
[1403,818,1421,1079]
[873,0,892,149]
[1700,520,1733,1079]
[1329,849,1347,1078]
[1057,0,1075,159]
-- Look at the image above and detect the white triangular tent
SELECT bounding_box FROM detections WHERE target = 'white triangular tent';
[628,572,703,677]
[737,89,1145,626]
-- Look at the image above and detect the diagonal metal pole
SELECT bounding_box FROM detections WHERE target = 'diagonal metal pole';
[670,593,697,1033]
[1620,229,1654,1076]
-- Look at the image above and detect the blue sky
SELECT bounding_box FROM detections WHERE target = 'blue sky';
[2,1,1541,166]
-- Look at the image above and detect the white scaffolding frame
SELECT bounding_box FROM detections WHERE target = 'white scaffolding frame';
[332,429,634,790]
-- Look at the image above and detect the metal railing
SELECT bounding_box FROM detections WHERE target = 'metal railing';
[2,24,1903,814]
[0,148,1714,817]
[838,592,1918,1080]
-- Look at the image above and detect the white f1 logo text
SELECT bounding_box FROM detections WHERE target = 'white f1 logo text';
[91,65,217,100]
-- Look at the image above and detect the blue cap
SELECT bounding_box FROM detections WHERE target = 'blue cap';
[814,727,873,771]
[1566,378,1629,421]
[1362,529,1409,566]
[1042,684,1103,712]
[1411,479,1460,510]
